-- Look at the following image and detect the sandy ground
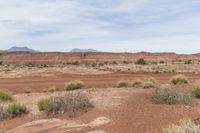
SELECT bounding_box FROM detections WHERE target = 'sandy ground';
[1,69,200,133]
[0,88,200,133]
[0,69,200,94]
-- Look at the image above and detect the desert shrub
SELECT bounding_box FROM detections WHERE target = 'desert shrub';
[0,102,27,120]
[65,80,84,91]
[112,61,118,65]
[151,85,193,105]
[0,91,13,102]
[40,92,92,117]
[37,98,50,111]
[116,80,129,88]
[151,61,158,65]
[191,82,200,98]
[72,61,80,65]
[0,106,8,120]
[160,61,165,64]
[185,60,192,64]
[123,61,129,64]
[98,63,104,66]
[163,119,200,133]
[132,80,142,88]
[91,63,96,67]
[7,102,27,118]
[135,58,147,65]
[142,78,157,89]
[68,61,80,65]
[170,74,188,85]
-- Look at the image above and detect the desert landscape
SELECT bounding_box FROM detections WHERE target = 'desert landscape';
[1,52,200,133]
[1,0,200,132]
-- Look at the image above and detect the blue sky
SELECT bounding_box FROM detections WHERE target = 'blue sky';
[0,0,200,53]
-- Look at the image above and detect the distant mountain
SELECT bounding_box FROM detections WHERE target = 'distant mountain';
[7,46,39,52]
[70,48,99,52]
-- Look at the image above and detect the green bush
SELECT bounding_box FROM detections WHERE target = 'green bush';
[71,61,80,65]
[123,61,129,64]
[151,85,193,105]
[65,80,84,91]
[116,80,129,88]
[91,63,97,67]
[163,119,200,133]
[135,58,147,65]
[185,60,192,64]
[0,91,13,102]
[160,61,165,64]
[191,82,200,98]
[170,74,188,85]
[37,98,50,111]
[142,78,156,89]
[39,92,92,117]
[112,61,118,65]
[0,102,27,120]
[7,102,27,118]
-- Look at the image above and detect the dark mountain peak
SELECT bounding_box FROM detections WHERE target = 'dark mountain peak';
[7,46,39,52]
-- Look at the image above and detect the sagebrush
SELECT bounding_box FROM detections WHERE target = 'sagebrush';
[142,78,157,89]
[0,91,13,102]
[65,80,84,91]
[191,81,200,98]
[37,98,50,111]
[151,85,193,105]
[0,102,27,120]
[163,119,200,133]
[116,80,129,88]
[38,92,92,117]
[171,74,188,85]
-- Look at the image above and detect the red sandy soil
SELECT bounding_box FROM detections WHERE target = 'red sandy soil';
[0,72,200,94]
[1,52,200,64]
[0,88,200,133]
[1,52,200,133]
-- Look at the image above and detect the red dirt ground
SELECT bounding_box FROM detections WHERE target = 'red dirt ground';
[1,52,200,132]
[0,72,200,94]
[1,89,200,133]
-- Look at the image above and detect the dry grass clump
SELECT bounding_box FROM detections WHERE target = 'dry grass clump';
[151,84,193,105]
[37,92,92,117]
[116,80,130,88]
[132,79,143,88]
[6,102,27,118]
[37,98,50,111]
[116,78,156,89]
[170,74,188,85]
[163,119,200,133]
[65,80,84,91]
[142,78,157,89]
[0,90,13,102]
[0,102,27,120]
[191,81,200,98]
[0,90,27,120]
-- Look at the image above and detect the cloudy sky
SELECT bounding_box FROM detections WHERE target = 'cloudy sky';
[0,0,200,53]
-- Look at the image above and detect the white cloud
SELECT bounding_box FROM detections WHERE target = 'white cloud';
[0,0,200,53]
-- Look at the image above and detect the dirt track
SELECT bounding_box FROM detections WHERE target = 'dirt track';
[1,72,200,94]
